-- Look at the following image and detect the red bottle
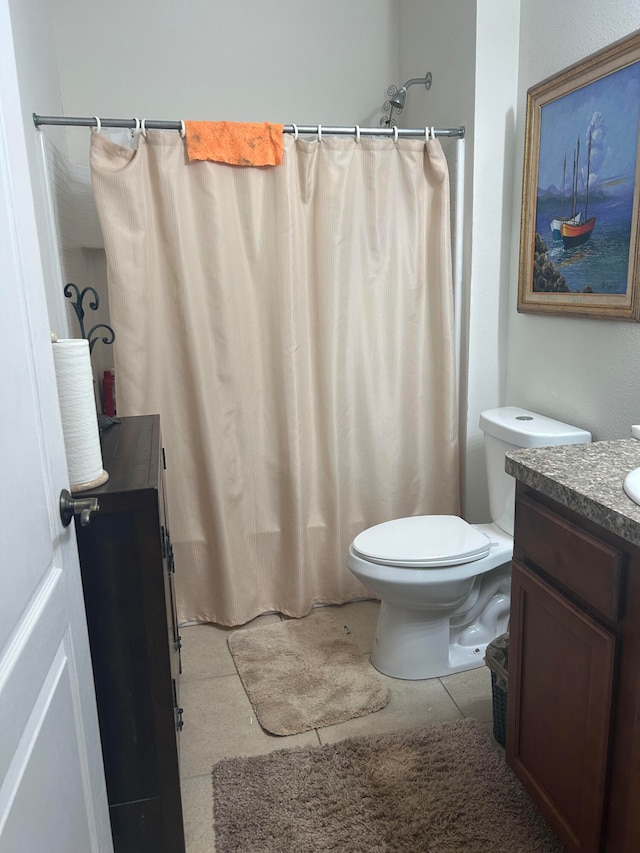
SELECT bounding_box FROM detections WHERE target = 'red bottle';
[103,370,116,416]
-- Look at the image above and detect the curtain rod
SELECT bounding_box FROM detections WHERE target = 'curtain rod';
[32,113,465,139]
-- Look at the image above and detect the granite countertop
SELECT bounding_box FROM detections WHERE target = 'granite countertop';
[505,439,640,546]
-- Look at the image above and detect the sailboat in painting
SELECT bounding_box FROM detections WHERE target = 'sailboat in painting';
[550,153,581,239]
[561,131,596,248]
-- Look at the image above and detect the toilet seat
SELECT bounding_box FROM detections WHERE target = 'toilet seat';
[352,515,491,568]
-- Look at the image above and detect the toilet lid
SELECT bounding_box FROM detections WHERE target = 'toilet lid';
[352,516,492,567]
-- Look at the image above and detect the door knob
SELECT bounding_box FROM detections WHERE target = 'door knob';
[59,488,100,527]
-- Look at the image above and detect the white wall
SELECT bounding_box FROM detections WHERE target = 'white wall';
[51,0,399,165]
[399,1,520,521]
[8,0,69,335]
[398,0,476,134]
[465,0,520,520]
[505,3,640,441]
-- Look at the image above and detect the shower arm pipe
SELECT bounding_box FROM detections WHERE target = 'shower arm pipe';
[32,113,465,139]
[401,76,432,92]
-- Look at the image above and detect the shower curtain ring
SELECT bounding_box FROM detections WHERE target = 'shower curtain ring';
[317,124,322,142]
[431,126,436,141]
[92,115,101,133]
[354,125,360,143]
[132,118,141,137]
[141,118,148,138]
[425,126,430,142]
[180,120,186,138]
[292,124,299,141]
[393,126,398,143]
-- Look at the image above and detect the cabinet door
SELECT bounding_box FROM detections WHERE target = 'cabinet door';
[507,561,616,853]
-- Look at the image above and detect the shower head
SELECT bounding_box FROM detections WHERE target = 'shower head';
[388,88,407,110]
[388,72,432,112]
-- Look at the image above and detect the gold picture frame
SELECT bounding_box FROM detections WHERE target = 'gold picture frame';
[518,30,640,321]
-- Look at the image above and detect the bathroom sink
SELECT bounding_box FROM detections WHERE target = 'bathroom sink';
[623,467,640,505]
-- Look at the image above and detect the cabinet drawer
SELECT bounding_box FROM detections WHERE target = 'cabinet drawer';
[514,495,622,622]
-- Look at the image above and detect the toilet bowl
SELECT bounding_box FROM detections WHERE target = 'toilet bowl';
[346,407,591,680]
[347,518,512,679]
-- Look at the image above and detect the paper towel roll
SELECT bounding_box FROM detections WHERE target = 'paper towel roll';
[52,338,109,493]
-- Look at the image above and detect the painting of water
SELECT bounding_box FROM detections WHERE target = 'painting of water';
[518,32,640,320]
[535,61,640,294]
[535,194,634,294]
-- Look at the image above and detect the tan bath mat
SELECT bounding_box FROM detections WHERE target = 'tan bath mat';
[212,718,562,852]
[227,610,389,735]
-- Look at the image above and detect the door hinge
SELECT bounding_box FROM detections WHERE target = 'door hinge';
[175,706,184,732]
[172,678,184,732]
[171,678,184,732]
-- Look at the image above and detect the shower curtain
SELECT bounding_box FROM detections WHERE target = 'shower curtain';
[90,130,459,626]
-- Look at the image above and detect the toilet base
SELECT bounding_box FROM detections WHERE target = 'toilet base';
[370,570,510,680]
[372,641,487,680]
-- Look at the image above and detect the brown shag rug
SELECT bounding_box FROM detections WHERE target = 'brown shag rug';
[212,719,562,852]
[227,611,389,735]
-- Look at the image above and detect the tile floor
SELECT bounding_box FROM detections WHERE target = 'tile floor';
[178,599,498,852]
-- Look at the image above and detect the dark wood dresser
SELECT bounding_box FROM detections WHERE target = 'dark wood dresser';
[74,415,185,853]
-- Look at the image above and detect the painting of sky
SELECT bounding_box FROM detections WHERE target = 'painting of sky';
[538,61,640,196]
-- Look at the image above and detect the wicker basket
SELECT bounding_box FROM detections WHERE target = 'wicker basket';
[485,633,509,747]
[489,670,507,746]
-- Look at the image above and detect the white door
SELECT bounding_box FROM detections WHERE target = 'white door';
[0,2,113,850]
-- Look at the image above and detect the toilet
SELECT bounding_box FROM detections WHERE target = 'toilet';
[346,406,591,680]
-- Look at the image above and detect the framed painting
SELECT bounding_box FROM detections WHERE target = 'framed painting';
[518,30,640,321]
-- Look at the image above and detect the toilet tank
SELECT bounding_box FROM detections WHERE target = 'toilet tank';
[479,406,591,536]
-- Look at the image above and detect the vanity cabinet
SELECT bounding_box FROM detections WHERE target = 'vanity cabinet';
[507,483,640,853]
[73,415,185,853]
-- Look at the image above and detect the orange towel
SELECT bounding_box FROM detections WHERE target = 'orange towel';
[184,120,284,167]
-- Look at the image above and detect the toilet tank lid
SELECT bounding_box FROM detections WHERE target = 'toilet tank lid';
[479,406,591,448]
[352,516,491,567]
